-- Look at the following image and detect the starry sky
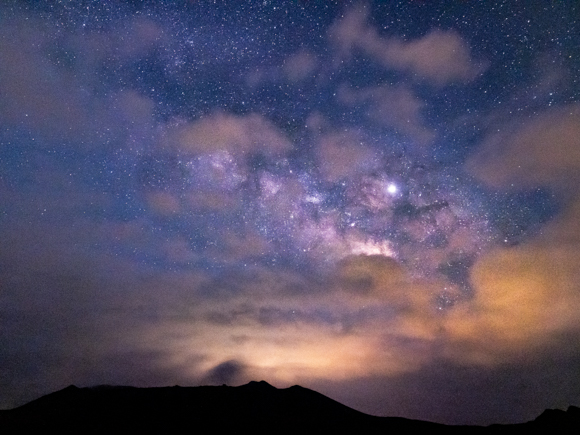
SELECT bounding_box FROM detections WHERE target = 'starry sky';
[1,0,580,426]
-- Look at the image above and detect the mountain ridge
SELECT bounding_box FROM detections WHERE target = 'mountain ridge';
[0,381,578,434]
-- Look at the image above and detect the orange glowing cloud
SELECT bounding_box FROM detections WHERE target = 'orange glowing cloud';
[337,255,408,301]
[442,194,580,365]
[125,255,447,386]
[169,113,292,156]
[451,102,580,365]
[110,196,580,387]
[466,104,580,189]
[444,245,580,365]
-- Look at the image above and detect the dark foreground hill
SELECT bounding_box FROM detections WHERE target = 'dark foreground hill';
[0,381,578,434]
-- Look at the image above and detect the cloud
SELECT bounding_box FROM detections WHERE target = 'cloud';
[184,190,242,212]
[0,205,159,407]
[0,18,91,141]
[161,237,198,265]
[120,256,442,386]
[246,48,319,88]
[441,192,580,365]
[167,113,292,156]
[326,233,580,370]
[444,245,580,365]
[207,229,272,264]
[203,360,247,385]
[375,30,486,85]
[184,151,248,192]
[328,3,485,85]
[466,104,580,189]
[327,3,369,60]
[257,172,307,228]
[305,111,331,134]
[338,84,435,145]
[111,90,155,127]
[73,16,166,64]
[457,103,580,364]
[0,13,165,147]
[133,97,580,384]
[337,255,408,302]
[317,130,379,182]
[113,17,166,58]
[334,254,444,341]
[146,191,181,216]
[282,49,319,82]
[136,306,425,385]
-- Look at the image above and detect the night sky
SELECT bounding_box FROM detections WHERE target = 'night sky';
[1,0,580,426]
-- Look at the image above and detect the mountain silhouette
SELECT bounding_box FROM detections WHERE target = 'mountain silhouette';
[0,381,578,434]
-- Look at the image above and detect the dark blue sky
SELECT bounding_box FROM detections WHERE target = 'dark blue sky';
[1,0,580,425]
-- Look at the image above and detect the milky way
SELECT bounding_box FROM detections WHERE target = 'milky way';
[1,1,579,426]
